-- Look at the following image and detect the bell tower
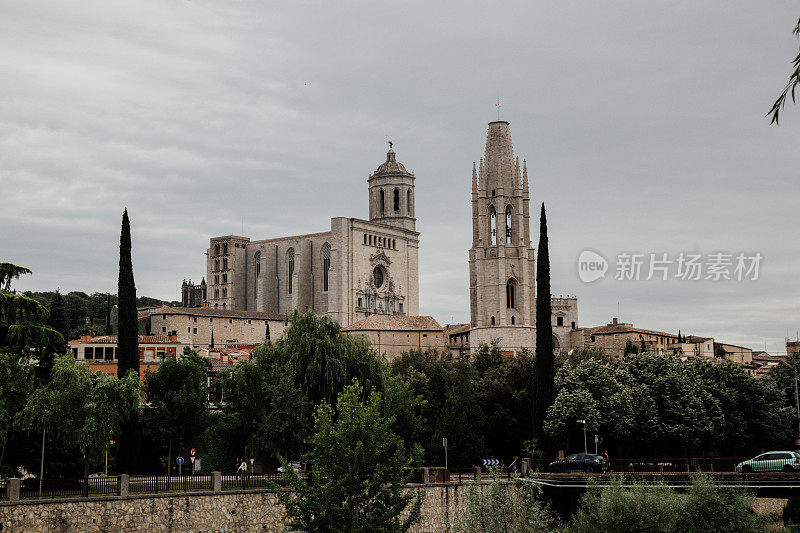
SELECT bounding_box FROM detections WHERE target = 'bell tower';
[468,121,536,352]
[368,143,416,231]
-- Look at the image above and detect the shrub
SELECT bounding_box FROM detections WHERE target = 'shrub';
[454,473,558,533]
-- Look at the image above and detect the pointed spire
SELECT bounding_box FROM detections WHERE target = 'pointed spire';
[472,161,478,193]
[210,327,215,348]
[522,159,529,193]
[515,156,520,188]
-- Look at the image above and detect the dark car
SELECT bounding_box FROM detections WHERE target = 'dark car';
[549,453,610,473]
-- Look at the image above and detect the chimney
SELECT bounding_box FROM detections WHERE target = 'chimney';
[612,318,618,326]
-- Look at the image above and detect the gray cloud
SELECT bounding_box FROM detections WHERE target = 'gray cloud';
[1,0,798,352]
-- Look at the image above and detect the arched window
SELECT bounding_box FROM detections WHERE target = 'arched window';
[379,190,385,215]
[322,243,331,292]
[287,248,295,294]
[506,279,516,309]
[373,266,385,288]
[223,243,228,255]
[407,189,412,215]
[491,316,495,325]
[489,206,497,245]
[505,205,513,243]
[223,258,228,270]
[393,188,400,212]
[511,316,515,325]
[254,251,261,278]
[214,243,220,255]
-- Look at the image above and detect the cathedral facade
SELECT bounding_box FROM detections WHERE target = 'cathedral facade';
[204,147,420,328]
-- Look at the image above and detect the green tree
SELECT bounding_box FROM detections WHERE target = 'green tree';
[278,380,423,533]
[623,339,640,356]
[116,209,139,473]
[0,350,34,472]
[768,18,800,125]
[222,350,311,466]
[143,350,209,474]
[116,209,138,379]
[254,311,384,406]
[0,263,64,378]
[533,203,554,448]
[20,353,140,477]
[46,290,69,344]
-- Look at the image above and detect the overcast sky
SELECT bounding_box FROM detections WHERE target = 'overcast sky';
[2,1,798,352]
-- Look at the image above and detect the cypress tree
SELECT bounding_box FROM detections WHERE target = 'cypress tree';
[533,204,554,446]
[117,209,139,379]
[117,209,139,473]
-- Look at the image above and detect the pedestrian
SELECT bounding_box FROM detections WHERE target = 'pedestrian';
[237,459,248,480]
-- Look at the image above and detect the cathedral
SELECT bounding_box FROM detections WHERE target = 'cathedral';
[468,120,579,353]
[203,146,419,328]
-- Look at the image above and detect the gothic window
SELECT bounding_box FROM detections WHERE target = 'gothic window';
[223,258,228,270]
[214,244,220,255]
[214,289,219,298]
[489,206,497,245]
[254,251,261,278]
[407,189,412,215]
[322,242,331,292]
[379,190,385,215]
[287,248,295,294]
[363,234,367,245]
[223,243,228,255]
[505,205,513,243]
[506,279,516,309]
[373,266,385,288]
[214,259,219,271]
[222,274,227,284]
[393,188,400,212]
[222,288,227,298]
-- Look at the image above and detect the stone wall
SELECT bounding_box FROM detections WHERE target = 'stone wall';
[0,483,472,533]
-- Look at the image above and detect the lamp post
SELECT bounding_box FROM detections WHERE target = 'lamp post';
[577,419,587,454]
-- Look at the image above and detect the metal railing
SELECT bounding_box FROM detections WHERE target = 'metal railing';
[128,474,214,494]
[221,472,283,490]
[529,457,753,474]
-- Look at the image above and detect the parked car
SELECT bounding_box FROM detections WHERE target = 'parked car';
[736,451,800,473]
[549,453,610,473]
[277,461,303,473]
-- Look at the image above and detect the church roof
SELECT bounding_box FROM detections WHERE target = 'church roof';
[341,314,443,332]
[372,149,412,176]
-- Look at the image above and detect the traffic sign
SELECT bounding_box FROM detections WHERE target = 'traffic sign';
[176,456,184,465]
[190,456,196,464]
[190,448,196,457]
[250,458,254,466]
[482,458,500,467]
[594,435,599,443]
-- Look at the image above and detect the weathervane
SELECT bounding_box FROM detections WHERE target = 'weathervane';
[496,97,501,120]
[388,141,393,150]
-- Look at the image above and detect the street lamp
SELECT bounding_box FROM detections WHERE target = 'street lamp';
[788,358,800,448]
[577,419,587,454]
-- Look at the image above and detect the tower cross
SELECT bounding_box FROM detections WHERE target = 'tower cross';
[496,98,501,120]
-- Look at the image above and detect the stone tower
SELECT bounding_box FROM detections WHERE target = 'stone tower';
[368,144,416,231]
[469,121,536,352]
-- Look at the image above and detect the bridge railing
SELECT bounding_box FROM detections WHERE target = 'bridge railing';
[530,457,751,473]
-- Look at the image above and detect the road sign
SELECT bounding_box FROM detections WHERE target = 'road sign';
[190,448,196,457]
[190,456,196,464]
[594,435,599,443]
[176,456,184,465]
[482,458,500,467]
[250,458,254,466]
